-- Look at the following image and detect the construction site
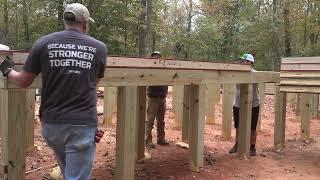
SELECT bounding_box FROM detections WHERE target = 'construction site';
[0,51,319,179]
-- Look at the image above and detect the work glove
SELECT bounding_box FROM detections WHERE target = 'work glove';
[0,56,15,76]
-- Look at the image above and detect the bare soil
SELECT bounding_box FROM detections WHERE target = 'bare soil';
[25,94,320,180]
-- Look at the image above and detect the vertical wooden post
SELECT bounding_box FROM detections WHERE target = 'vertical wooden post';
[300,93,312,140]
[103,87,117,127]
[257,83,266,131]
[296,94,301,116]
[221,84,234,140]
[206,84,220,125]
[26,89,35,150]
[311,94,319,117]
[136,86,146,160]
[1,89,27,180]
[274,84,287,147]
[172,85,184,129]
[116,86,137,180]
[182,85,191,143]
[189,84,206,170]
[237,84,253,157]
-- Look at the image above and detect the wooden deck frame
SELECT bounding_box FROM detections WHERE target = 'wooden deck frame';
[0,51,280,179]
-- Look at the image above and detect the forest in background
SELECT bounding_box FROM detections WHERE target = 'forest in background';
[0,0,319,71]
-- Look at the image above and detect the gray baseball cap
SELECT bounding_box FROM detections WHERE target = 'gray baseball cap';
[64,3,95,23]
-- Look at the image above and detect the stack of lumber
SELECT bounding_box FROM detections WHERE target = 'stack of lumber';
[280,57,320,93]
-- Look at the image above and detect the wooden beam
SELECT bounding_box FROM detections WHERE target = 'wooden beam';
[281,64,320,71]
[300,93,312,140]
[237,84,253,157]
[282,57,320,64]
[189,84,206,170]
[26,89,35,151]
[172,85,184,129]
[274,84,287,147]
[2,67,280,89]
[257,83,266,131]
[115,86,137,180]
[221,84,234,140]
[1,89,27,180]
[281,72,320,78]
[136,86,146,160]
[280,79,320,86]
[206,84,220,125]
[103,87,117,127]
[311,94,319,117]
[182,85,191,143]
[280,86,320,93]
[0,50,251,71]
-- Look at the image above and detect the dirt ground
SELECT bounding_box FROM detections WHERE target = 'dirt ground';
[24,93,320,180]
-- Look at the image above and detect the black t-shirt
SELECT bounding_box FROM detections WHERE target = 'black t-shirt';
[24,29,107,126]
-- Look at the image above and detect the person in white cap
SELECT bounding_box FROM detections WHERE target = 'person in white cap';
[145,51,170,148]
[0,3,107,179]
[229,53,260,156]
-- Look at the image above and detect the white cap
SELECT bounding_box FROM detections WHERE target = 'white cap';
[64,3,95,23]
[240,53,254,63]
[151,51,161,56]
[0,44,10,50]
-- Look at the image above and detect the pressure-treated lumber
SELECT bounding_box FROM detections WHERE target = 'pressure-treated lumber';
[136,86,146,160]
[282,57,320,64]
[182,85,191,143]
[116,86,137,180]
[103,87,117,127]
[300,93,312,140]
[274,84,287,147]
[0,50,252,71]
[189,84,206,170]
[237,84,253,157]
[1,89,27,180]
[280,86,320,93]
[206,84,220,125]
[257,83,266,131]
[2,68,280,89]
[26,90,35,150]
[281,64,320,71]
[173,85,184,129]
[221,84,234,140]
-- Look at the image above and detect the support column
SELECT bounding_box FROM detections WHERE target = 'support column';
[257,83,266,131]
[274,84,287,147]
[182,85,191,143]
[300,93,312,140]
[26,89,36,151]
[189,84,206,170]
[103,87,117,127]
[1,89,27,180]
[221,84,234,140]
[237,84,253,157]
[206,84,220,125]
[172,85,184,129]
[136,86,146,160]
[116,86,137,180]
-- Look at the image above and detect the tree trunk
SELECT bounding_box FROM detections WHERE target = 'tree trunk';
[138,0,146,57]
[185,0,192,59]
[57,0,64,30]
[15,0,19,48]
[145,0,153,55]
[271,0,281,71]
[1,0,9,44]
[22,0,30,49]
[283,6,291,57]
[304,0,310,49]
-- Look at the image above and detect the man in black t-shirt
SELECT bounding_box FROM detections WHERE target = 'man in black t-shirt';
[0,3,106,179]
[145,51,169,148]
